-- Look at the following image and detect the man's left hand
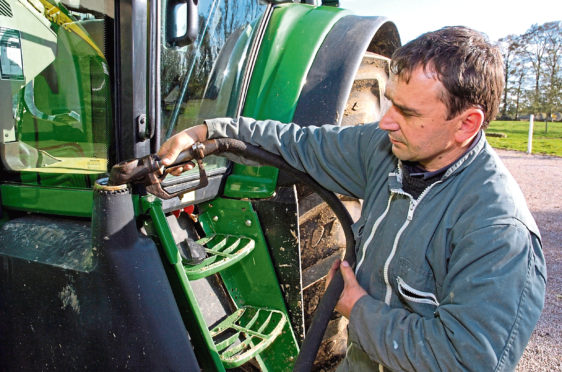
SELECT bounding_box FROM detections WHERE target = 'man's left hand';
[326,260,368,319]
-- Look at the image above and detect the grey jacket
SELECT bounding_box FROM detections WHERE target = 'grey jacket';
[205,117,547,372]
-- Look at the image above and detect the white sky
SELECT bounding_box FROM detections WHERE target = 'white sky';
[340,0,562,43]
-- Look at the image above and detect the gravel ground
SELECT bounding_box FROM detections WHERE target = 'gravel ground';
[495,149,562,372]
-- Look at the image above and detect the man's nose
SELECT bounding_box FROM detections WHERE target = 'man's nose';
[378,106,400,132]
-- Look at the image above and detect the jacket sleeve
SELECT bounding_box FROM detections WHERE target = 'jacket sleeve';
[347,222,546,371]
[205,116,384,199]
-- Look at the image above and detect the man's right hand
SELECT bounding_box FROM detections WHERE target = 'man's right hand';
[326,259,367,319]
[157,124,208,176]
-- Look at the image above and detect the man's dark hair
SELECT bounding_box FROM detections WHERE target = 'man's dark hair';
[390,26,504,129]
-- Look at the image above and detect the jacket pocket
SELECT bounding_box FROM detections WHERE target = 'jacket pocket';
[396,276,439,307]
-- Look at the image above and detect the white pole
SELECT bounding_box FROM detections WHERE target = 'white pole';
[527,115,534,154]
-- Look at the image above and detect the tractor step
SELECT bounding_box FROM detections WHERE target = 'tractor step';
[210,306,287,368]
[183,234,255,280]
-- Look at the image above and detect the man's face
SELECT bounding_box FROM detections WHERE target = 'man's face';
[379,66,463,171]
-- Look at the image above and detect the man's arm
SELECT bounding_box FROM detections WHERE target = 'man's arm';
[159,117,385,198]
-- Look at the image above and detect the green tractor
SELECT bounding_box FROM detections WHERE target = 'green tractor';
[0,0,399,370]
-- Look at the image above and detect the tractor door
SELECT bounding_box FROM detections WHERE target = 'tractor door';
[0,0,201,369]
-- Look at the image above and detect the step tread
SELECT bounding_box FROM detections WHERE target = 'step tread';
[183,234,255,280]
[210,306,287,368]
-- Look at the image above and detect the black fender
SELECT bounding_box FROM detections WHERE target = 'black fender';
[293,15,400,127]
[0,187,200,370]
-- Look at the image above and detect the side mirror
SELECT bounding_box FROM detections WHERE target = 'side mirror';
[166,0,198,47]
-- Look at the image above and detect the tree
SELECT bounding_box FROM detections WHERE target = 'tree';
[498,20,562,120]
[540,21,562,121]
[498,34,523,118]
[510,57,528,120]
[520,23,550,112]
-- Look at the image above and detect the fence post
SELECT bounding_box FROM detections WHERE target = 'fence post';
[527,115,534,154]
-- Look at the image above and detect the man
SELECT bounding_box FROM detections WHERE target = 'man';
[158,27,546,371]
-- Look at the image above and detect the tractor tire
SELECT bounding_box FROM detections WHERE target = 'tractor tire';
[299,52,390,371]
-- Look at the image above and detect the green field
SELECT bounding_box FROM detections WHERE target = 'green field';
[485,120,562,156]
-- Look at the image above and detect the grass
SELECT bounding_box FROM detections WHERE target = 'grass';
[485,120,562,156]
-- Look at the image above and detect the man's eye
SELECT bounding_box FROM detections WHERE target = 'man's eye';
[397,108,411,118]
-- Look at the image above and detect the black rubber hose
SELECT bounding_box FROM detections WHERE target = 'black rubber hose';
[202,138,356,371]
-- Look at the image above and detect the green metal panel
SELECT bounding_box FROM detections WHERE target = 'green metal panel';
[139,196,225,372]
[0,184,93,217]
[199,197,299,369]
[141,195,179,265]
[224,4,348,198]
[223,163,278,198]
[243,4,348,121]
[251,187,304,343]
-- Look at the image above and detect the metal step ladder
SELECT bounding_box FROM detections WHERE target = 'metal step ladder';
[141,196,297,371]
[183,234,287,368]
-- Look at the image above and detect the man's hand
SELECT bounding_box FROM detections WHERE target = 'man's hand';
[157,124,208,176]
[326,259,368,319]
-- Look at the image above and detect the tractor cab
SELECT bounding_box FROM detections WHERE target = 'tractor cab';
[0,0,399,370]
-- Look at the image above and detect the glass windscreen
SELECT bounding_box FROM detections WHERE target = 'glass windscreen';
[160,0,266,180]
[0,0,112,184]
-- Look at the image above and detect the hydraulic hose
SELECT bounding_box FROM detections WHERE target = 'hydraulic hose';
[179,138,356,371]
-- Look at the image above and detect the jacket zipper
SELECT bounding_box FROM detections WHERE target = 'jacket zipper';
[397,276,440,306]
[355,194,394,273]
[382,199,414,304]
[382,180,443,305]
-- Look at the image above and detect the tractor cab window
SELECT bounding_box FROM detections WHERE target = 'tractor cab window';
[160,0,266,180]
[0,0,112,187]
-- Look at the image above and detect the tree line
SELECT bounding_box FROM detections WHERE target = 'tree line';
[497,21,561,121]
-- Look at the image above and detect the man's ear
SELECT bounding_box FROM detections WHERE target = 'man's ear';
[455,108,484,145]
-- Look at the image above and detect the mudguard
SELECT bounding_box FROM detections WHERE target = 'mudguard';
[294,14,400,126]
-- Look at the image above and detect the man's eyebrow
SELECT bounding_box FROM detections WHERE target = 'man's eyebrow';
[384,92,422,117]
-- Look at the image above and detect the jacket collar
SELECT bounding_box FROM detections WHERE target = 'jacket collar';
[442,130,487,180]
[388,131,487,191]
